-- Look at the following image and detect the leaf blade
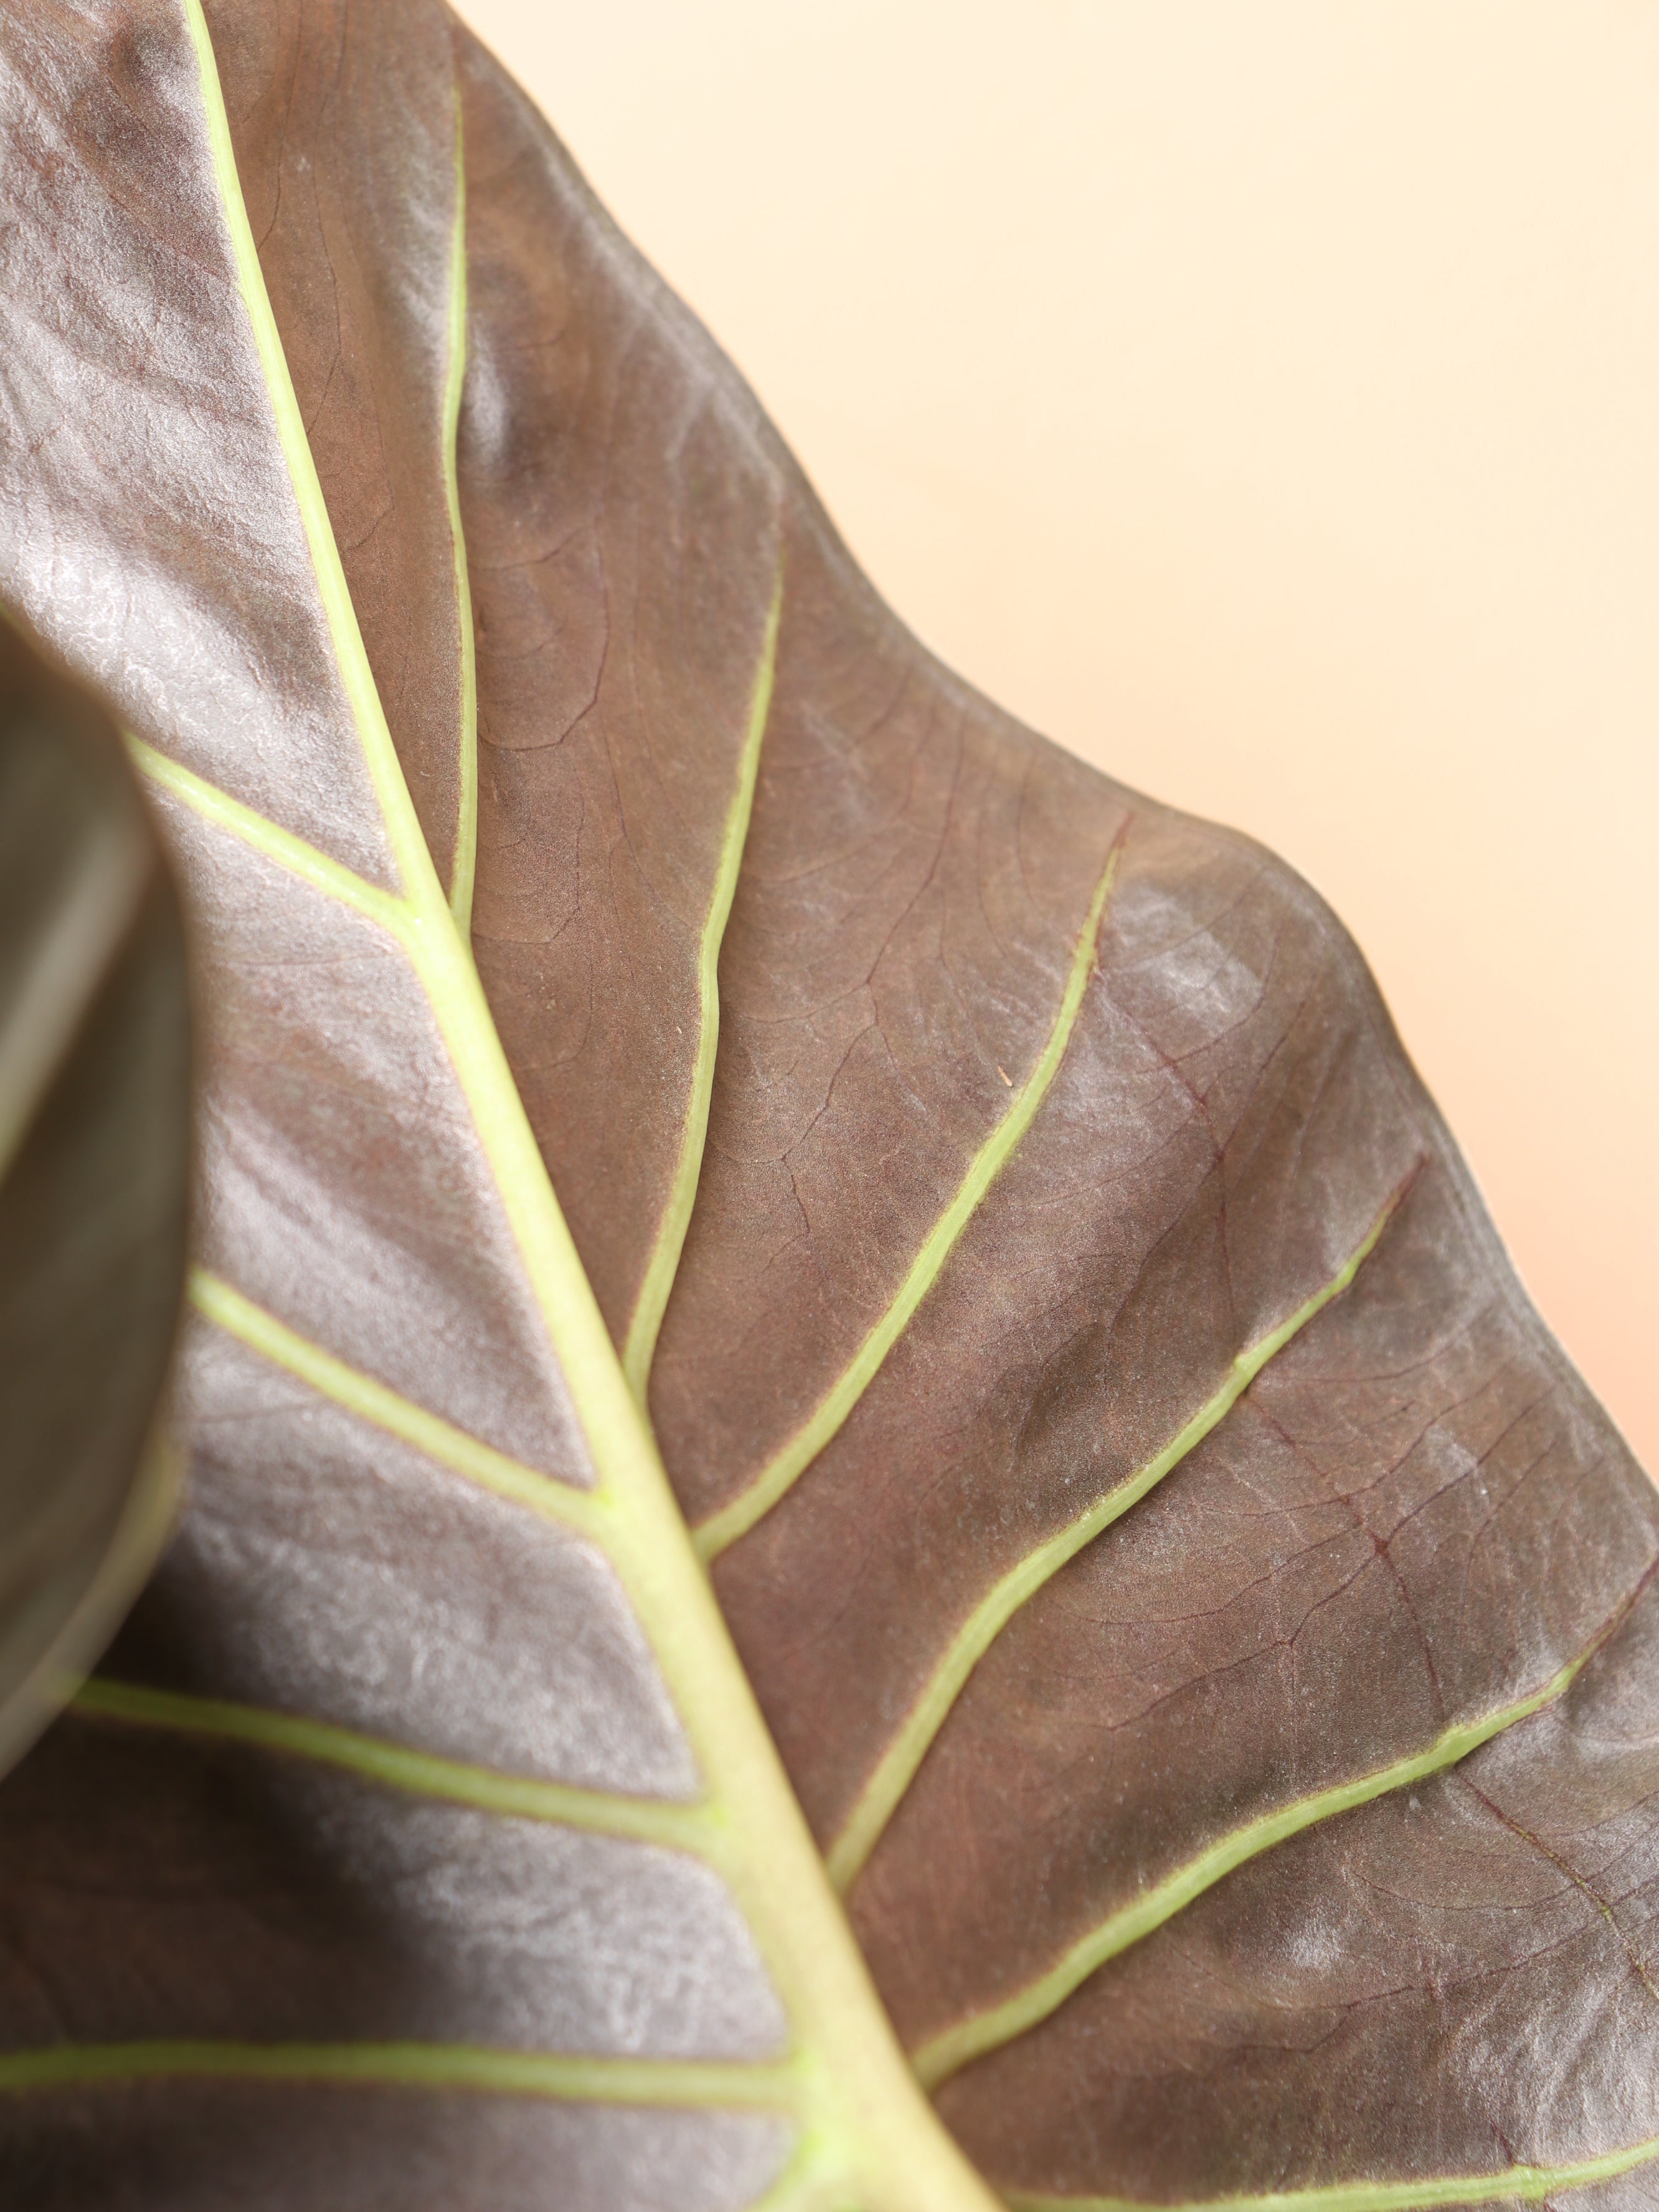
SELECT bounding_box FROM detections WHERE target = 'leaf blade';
[0,4,1654,2208]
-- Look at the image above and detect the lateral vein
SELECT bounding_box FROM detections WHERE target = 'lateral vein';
[0,2039,804,2112]
[71,1678,716,1855]
[910,1647,1589,2090]
[190,1270,604,1538]
[622,565,783,1406]
[1001,2132,1659,2212]
[126,739,414,937]
[695,844,1123,1563]
[826,1189,1404,1893]
[442,83,479,936]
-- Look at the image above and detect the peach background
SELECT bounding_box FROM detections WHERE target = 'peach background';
[460,1,1659,1473]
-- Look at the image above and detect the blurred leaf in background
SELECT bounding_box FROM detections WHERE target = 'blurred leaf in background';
[0,620,191,1775]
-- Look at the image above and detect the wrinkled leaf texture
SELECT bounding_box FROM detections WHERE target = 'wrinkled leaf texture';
[0,618,189,1785]
[0,5,1655,2211]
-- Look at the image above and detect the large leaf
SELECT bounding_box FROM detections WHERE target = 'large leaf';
[0,5,1654,2210]
[0,616,189,1779]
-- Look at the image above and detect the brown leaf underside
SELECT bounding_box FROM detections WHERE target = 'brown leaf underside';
[0,5,1655,2212]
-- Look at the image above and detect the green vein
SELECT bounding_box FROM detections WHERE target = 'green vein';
[71,1678,716,1855]
[910,1648,1589,2091]
[622,568,784,1406]
[181,0,433,904]
[825,1191,1402,1893]
[0,2040,803,2111]
[127,739,412,938]
[694,846,1122,1564]
[1003,2132,1659,2212]
[442,85,479,936]
[190,1270,603,1538]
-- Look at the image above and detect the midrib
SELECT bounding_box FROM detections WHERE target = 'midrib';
[151,12,1005,2211]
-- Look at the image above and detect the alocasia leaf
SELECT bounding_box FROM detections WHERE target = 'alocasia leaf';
[0,6,1654,2210]
[0,616,189,1782]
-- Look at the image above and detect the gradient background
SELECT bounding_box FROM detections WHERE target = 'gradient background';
[460,1,1659,1472]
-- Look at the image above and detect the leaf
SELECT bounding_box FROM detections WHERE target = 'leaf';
[0,614,190,1783]
[0,6,1653,2212]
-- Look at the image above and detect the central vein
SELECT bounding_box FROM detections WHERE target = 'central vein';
[166,11,1005,2206]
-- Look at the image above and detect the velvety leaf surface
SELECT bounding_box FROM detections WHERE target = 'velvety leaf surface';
[0,6,1653,2212]
[0,617,189,1777]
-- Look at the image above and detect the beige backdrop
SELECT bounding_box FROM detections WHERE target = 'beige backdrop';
[459,1,1659,1472]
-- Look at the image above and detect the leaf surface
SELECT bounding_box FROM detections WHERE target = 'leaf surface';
[0,6,1654,2211]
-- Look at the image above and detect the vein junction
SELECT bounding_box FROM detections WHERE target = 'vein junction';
[131,1198,1597,2109]
[120,650,859,2137]
[190,1270,603,1538]
[694,844,1123,1563]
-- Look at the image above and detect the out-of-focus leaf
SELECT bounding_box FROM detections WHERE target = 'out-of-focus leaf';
[0,6,1652,2212]
[0,619,190,1778]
